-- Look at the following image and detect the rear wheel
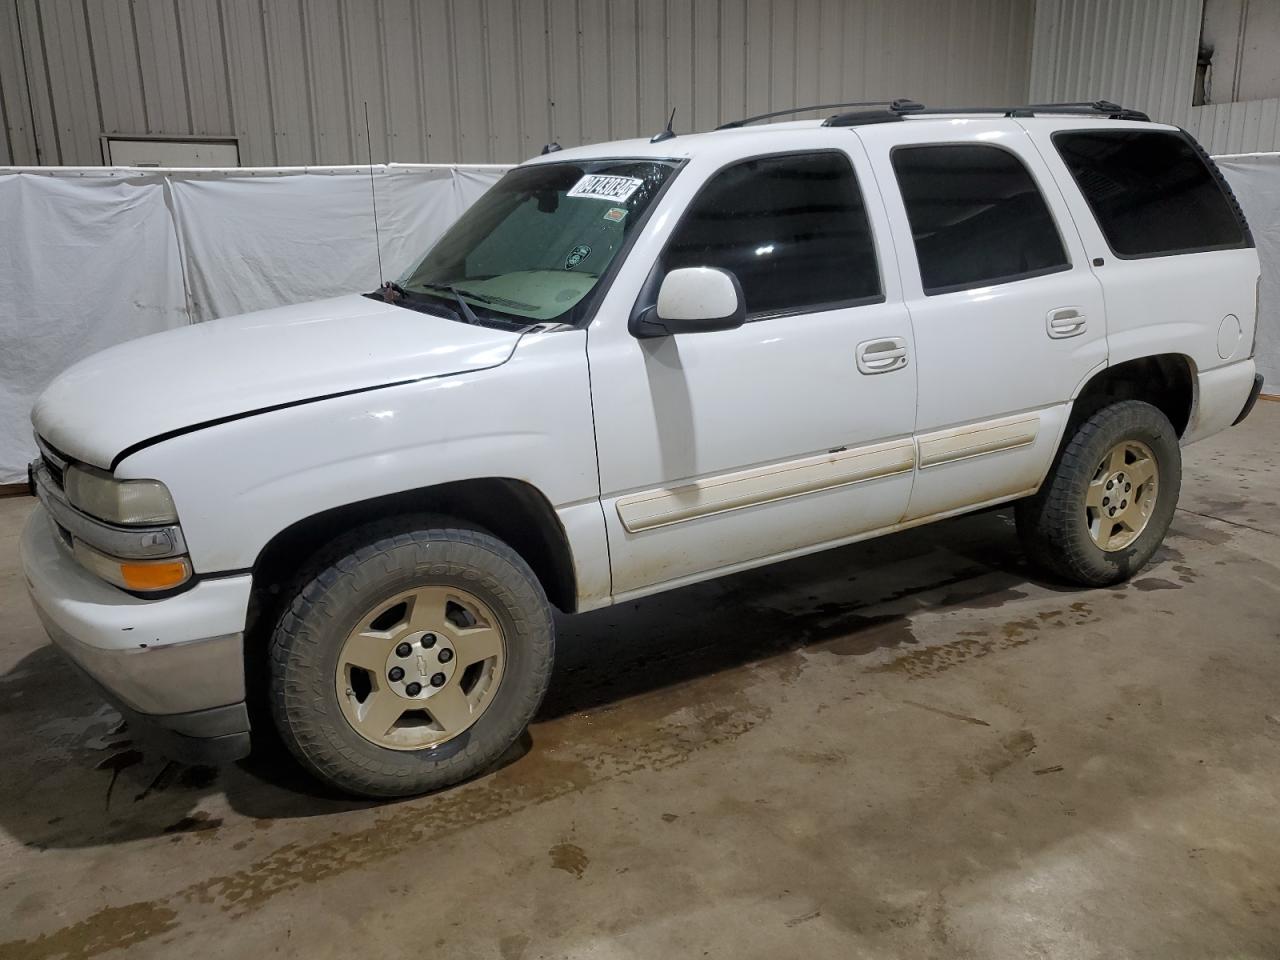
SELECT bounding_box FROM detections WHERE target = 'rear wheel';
[1016,400,1181,586]
[268,519,554,798]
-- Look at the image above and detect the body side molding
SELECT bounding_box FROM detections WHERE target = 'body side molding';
[917,411,1041,468]
[616,438,915,533]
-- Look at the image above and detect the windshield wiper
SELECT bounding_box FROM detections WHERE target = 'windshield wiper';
[448,286,502,305]
[419,282,507,307]
[416,282,482,325]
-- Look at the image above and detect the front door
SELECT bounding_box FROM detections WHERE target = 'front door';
[587,140,919,599]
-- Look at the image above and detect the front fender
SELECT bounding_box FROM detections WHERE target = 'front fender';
[116,332,601,580]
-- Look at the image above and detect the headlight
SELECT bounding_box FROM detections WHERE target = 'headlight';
[63,464,178,526]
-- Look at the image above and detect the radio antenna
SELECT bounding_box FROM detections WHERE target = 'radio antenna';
[364,100,385,286]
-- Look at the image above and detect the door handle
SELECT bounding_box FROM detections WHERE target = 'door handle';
[1047,307,1087,338]
[856,337,909,374]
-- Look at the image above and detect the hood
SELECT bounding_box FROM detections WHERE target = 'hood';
[33,294,521,469]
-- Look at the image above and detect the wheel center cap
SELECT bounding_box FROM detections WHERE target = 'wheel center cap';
[1101,470,1134,518]
[385,631,457,699]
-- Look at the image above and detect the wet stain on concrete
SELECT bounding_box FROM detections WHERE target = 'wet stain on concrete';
[821,615,917,657]
[1133,578,1181,592]
[1173,516,1234,545]
[0,901,179,960]
[548,841,589,878]
[794,749,847,766]
[902,700,991,727]
[978,729,1037,780]
[870,618,1041,680]
[785,909,821,927]
[828,594,1097,683]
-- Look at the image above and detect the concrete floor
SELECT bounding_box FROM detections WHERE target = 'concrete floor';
[1,403,1278,960]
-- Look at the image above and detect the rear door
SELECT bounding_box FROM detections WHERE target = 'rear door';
[1024,121,1259,440]
[859,119,1109,520]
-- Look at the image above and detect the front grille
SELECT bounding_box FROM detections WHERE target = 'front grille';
[43,456,65,489]
[35,436,67,490]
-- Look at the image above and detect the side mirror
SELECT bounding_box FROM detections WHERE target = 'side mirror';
[632,267,746,338]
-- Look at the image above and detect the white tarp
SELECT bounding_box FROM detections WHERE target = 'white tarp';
[1218,154,1280,390]
[0,164,507,484]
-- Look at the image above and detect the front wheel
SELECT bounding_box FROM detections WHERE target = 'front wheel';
[267,519,554,798]
[1016,400,1181,586]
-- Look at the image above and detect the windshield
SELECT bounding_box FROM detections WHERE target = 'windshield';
[398,159,678,323]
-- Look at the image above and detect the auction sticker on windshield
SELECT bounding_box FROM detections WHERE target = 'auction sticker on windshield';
[567,175,644,203]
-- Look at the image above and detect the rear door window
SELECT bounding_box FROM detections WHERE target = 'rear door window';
[891,144,1071,295]
[1052,130,1249,259]
[664,151,882,318]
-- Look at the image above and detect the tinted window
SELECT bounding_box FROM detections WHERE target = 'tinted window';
[665,152,880,317]
[892,144,1070,295]
[1052,130,1247,258]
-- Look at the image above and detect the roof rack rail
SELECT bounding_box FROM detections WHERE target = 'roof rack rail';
[719,97,1150,131]
[931,100,1152,122]
[821,98,1150,127]
[716,100,906,130]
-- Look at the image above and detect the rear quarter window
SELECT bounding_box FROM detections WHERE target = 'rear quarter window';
[1052,129,1250,259]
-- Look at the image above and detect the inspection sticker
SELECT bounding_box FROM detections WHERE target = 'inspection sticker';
[567,174,643,202]
[565,244,592,268]
[602,207,628,222]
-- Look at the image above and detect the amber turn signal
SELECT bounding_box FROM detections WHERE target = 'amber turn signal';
[119,559,192,591]
[72,539,192,593]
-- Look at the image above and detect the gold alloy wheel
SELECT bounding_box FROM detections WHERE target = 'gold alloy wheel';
[1085,440,1159,552]
[334,585,506,751]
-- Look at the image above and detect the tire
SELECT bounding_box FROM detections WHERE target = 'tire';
[267,517,554,798]
[1016,400,1181,586]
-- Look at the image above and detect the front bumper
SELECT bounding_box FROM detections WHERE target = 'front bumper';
[20,505,254,764]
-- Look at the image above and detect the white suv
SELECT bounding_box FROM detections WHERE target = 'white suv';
[22,100,1264,797]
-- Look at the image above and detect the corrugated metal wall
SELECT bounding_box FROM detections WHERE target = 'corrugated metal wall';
[1,0,1035,167]
[1029,0,1280,155]
[1191,98,1280,156]
[1028,0,1202,127]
